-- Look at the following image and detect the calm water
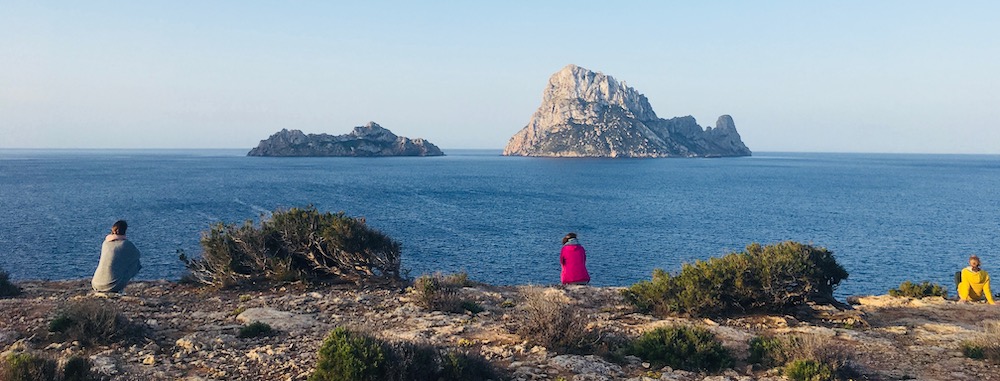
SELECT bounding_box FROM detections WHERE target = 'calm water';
[1,149,998,297]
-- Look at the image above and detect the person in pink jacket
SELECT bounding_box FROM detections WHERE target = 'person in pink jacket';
[560,233,590,285]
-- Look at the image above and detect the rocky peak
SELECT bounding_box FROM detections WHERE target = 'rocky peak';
[350,122,398,142]
[503,65,751,158]
[545,65,657,121]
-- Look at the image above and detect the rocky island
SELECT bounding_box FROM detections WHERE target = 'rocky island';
[504,65,751,158]
[248,122,444,157]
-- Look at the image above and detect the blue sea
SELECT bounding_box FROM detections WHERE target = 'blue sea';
[1,149,998,298]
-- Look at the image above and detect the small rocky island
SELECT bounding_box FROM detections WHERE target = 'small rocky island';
[248,122,444,157]
[504,65,751,158]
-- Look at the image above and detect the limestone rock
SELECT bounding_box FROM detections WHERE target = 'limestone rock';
[549,354,624,380]
[236,307,322,332]
[503,65,751,158]
[248,122,444,157]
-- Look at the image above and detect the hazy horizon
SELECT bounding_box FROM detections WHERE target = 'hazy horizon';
[2,2,998,154]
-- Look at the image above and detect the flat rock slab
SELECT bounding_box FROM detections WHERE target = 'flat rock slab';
[236,307,323,332]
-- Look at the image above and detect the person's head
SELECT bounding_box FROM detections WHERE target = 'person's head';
[562,232,577,245]
[111,220,128,235]
[969,255,981,269]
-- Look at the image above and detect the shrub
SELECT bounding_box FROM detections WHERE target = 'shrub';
[310,327,502,381]
[624,241,848,317]
[961,321,1000,363]
[0,353,57,381]
[181,206,402,287]
[888,281,947,298]
[439,351,499,380]
[784,359,835,381]
[412,273,482,314]
[0,353,95,381]
[0,268,20,297]
[748,336,792,368]
[47,299,142,346]
[511,287,597,354]
[311,328,388,381]
[625,325,732,372]
[238,321,274,338]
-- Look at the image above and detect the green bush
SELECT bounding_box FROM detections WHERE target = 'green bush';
[0,268,20,297]
[0,353,95,381]
[625,325,733,372]
[309,327,502,381]
[311,328,388,381]
[47,300,142,346]
[180,206,402,287]
[412,273,482,314]
[0,353,57,381]
[748,336,792,368]
[624,241,848,317]
[238,321,274,338]
[888,281,947,298]
[784,359,835,381]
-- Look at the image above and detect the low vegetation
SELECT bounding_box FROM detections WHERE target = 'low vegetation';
[888,280,947,298]
[412,273,481,314]
[625,325,732,372]
[238,321,274,338]
[624,241,848,317]
[309,327,500,381]
[960,321,1000,363]
[0,353,94,381]
[0,267,20,297]
[180,206,402,287]
[747,334,860,380]
[47,299,142,346]
[510,286,600,354]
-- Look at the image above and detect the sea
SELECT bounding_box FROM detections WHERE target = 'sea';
[1,149,998,298]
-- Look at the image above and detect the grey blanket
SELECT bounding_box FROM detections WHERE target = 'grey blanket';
[92,239,142,292]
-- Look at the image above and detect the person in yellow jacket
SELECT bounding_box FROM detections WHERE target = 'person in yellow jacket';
[958,255,995,304]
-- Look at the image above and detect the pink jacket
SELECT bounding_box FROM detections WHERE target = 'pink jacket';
[560,243,590,284]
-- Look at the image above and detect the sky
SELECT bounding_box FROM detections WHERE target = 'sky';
[1,1,998,153]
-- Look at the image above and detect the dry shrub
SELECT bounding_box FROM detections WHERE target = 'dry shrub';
[511,287,599,354]
[748,334,861,379]
[180,206,402,288]
[961,320,1000,363]
[412,273,481,314]
[47,299,143,346]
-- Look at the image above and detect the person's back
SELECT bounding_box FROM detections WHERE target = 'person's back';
[958,255,994,304]
[92,220,142,293]
[560,233,590,285]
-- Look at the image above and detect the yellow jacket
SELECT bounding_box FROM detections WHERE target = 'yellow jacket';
[959,267,995,304]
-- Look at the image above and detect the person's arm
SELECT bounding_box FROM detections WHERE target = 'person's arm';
[986,273,995,305]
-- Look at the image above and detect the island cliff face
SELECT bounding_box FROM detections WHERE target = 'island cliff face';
[248,122,444,157]
[503,65,751,158]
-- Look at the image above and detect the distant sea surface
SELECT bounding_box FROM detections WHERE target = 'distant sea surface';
[2,149,998,297]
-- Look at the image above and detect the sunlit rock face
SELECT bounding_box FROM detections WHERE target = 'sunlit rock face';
[503,65,751,158]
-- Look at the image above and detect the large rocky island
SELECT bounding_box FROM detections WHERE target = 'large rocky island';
[504,65,751,158]
[248,122,444,157]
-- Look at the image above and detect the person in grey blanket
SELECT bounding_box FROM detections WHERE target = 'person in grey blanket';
[92,220,142,293]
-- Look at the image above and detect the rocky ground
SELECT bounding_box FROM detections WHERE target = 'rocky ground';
[2,280,1000,380]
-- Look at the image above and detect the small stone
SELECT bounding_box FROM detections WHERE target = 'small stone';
[142,355,156,365]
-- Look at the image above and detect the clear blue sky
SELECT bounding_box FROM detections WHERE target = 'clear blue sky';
[2,1,997,153]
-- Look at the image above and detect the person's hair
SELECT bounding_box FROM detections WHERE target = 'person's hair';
[562,232,577,245]
[111,220,128,235]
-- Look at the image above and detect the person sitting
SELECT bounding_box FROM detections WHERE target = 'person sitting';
[559,233,590,285]
[92,220,142,294]
[958,255,994,304]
